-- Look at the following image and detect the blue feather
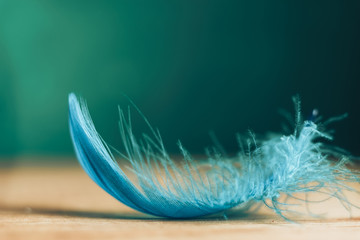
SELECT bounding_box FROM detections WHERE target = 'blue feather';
[68,93,359,219]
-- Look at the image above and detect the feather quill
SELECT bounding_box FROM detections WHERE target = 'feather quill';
[68,93,359,219]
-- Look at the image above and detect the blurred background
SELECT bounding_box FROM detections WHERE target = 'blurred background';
[0,1,359,158]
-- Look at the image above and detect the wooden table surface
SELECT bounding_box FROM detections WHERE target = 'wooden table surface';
[0,157,359,240]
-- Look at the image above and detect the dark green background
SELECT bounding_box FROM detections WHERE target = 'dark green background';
[1,1,359,157]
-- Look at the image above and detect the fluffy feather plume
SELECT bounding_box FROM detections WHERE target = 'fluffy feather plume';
[68,93,359,219]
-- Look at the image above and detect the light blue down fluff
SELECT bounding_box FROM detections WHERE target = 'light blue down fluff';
[68,93,359,219]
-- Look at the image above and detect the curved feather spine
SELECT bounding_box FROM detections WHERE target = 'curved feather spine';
[69,93,243,218]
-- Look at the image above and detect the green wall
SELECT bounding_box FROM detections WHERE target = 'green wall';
[1,1,360,156]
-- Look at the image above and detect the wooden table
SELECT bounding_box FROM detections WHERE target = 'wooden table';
[0,157,359,240]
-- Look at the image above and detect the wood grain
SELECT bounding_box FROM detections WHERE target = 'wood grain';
[0,158,359,240]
